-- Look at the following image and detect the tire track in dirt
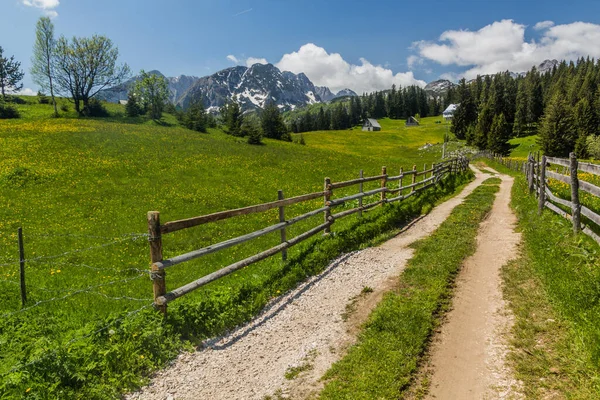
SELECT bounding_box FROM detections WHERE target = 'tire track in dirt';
[425,169,523,399]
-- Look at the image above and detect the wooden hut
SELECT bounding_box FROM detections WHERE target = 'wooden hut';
[362,118,381,131]
[406,116,420,126]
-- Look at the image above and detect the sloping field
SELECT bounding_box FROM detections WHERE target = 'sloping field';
[0,99,457,398]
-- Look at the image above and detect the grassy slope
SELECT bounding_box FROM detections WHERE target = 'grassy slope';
[481,159,600,398]
[0,98,468,398]
[319,177,499,399]
[508,134,540,158]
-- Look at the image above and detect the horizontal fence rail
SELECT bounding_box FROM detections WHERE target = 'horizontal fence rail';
[476,150,600,247]
[147,156,470,313]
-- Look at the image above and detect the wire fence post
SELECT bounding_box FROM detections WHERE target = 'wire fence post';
[148,211,166,315]
[570,152,581,233]
[324,177,331,235]
[278,190,287,261]
[18,227,26,308]
[380,166,387,205]
[538,155,547,215]
[358,170,363,218]
[399,167,403,197]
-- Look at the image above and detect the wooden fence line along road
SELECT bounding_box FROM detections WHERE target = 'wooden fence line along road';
[147,156,470,314]
[476,150,600,246]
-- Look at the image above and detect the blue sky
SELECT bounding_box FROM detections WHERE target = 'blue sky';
[4,0,600,93]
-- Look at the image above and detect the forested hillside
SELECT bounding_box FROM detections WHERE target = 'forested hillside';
[451,58,600,157]
[287,85,449,132]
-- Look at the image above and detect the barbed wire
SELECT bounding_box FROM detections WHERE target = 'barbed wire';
[0,234,148,267]
[1,273,148,318]
[2,303,153,377]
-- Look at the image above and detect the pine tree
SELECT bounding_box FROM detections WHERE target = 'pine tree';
[243,118,262,145]
[574,97,597,157]
[487,113,511,155]
[226,100,243,136]
[261,102,287,139]
[125,92,142,117]
[474,102,494,149]
[184,100,207,132]
[451,78,477,140]
[538,92,576,157]
[513,79,528,136]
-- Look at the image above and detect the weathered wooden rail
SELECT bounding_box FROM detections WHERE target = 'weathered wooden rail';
[476,150,600,246]
[147,156,469,313]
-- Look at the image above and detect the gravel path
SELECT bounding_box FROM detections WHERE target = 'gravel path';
[425,169,523,399]
[127,168,487,400]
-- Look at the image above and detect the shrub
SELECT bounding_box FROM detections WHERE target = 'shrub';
[0,101,20,119]
[84,98,109,117]
[587,135,600,159]
[8,96,26,104]
[37,91,50,104]
[60,103,70,112]
[281,132,292,142]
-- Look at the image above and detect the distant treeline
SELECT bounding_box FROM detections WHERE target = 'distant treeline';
[452,57,600,157]
[287,85,452,133]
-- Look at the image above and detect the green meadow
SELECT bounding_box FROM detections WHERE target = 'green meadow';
[0,98,466,398]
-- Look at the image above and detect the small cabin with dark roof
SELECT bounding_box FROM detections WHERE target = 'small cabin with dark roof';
[406,116,419,126]
[362,118,381,132]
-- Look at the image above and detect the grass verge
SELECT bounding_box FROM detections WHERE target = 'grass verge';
[318,177,500,399]
[481,158,600,398]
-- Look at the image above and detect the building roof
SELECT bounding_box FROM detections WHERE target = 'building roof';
[443,104,459,114]
[365,118,381,128]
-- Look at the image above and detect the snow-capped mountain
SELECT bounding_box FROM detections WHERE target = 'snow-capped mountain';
[424,79,456,98]
[97,70,199,104]
[315,86,358,102]
[177,63,324,111]
[537,59,559,74]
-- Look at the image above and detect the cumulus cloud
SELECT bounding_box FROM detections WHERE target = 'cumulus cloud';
[22,0,59,17]
[534,20,555,30]
[246,57,268,67]
[18,88,37,96]
[276,43,425,93]
[407,55,423,69]
[414,19,600,79]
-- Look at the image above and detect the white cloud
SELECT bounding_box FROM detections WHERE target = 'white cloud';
[276,43,425,93]
[22,0,59,17]
[534,20,555,30]
[414,19,600,79]
[226,55,239,63]
[407,55,423,69]
[246,57,268,67]
[18,88,37,96]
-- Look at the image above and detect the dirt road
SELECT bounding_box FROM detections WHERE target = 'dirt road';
[425,169,522,399]
[127,169,489,400]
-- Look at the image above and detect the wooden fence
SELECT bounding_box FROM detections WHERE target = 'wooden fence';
[147,156,470,313]
[477,150,600,246]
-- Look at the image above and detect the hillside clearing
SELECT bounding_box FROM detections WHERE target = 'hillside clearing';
[0,98,464,398]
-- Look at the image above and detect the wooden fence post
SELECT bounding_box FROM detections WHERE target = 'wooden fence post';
[18,227,26,307]
[399,167,403,197]
[528,155,534,194]
[278,190,287,261]
[411,165,417,192]
[538,155,547,215]
[148,211,166,315]
[358,170,363,218]
[381,166,387,205]
[324,177,331,234]
[570,152,581,233]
